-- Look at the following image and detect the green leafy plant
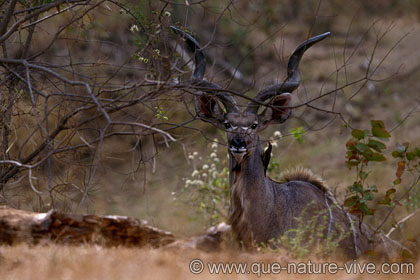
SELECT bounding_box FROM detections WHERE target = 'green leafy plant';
[344,120,420,238]
[344,120,390,217]
[391,143,420,207]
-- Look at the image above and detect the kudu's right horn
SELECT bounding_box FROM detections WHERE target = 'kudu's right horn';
[170,26,239,114]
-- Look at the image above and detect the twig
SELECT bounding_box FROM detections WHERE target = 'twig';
[371,176,420,237]
[111,121,176,142]
[0,0,18,36]
[0,160,42,194]
[386,208,420,237]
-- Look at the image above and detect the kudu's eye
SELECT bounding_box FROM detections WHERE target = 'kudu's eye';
[224,122,231,129]
[251,123,258,129]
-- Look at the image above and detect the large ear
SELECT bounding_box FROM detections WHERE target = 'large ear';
[259,93,292,126]
[195,94,225,127]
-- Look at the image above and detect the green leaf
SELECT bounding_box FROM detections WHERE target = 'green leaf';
[355,143,369,153]
[386,188,396,196]
[406,152,416,161]
[370,120,385,129]
[352,129,365,140]
[372,127,391,139]
[358,202,374,215]
[346,160,360,168]
[367,153,386,162]
[415,147,420,157]
[349,183,363,193]
[368,139,386,152]
[392,151,402,158]
[344,196,359,207]
[393,178,401,185]
[378,198,391,206]
[362,148,374,159]
[363,190,374,201]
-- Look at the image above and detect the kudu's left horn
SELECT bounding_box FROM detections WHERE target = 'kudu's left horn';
[245,32,331,114]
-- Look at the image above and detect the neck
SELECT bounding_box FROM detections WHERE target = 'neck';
[229,140,265,185]
[228,138,274,246]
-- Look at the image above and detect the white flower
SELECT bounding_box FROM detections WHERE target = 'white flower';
[164,11,171,17]
[193,180,204,186]
[271,141,278,148]
[202,173,207,178]
[274,131,282,138]
[193,152,198,157]
[202,164,209,170]
[185,179,192,186]
[130,25,139,33]
[211,142,218,150]
[192,170,200,178]
[210,152,217,159]
[171,191,176,196]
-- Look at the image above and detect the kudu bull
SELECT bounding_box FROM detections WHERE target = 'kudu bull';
[171,26,409,259]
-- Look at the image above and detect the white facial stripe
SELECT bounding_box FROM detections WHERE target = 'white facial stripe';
[229,124,258,131]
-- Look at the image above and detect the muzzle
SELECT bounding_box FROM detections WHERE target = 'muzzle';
[229,136,247,154]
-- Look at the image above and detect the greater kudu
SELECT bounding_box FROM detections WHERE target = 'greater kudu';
[171,26,408,259]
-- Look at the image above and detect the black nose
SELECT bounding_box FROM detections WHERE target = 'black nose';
[231,136,246,148]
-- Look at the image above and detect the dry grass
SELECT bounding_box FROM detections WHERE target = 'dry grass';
[0,244,417,280]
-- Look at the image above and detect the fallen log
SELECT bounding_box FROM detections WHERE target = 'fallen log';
[0,206,175,248]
